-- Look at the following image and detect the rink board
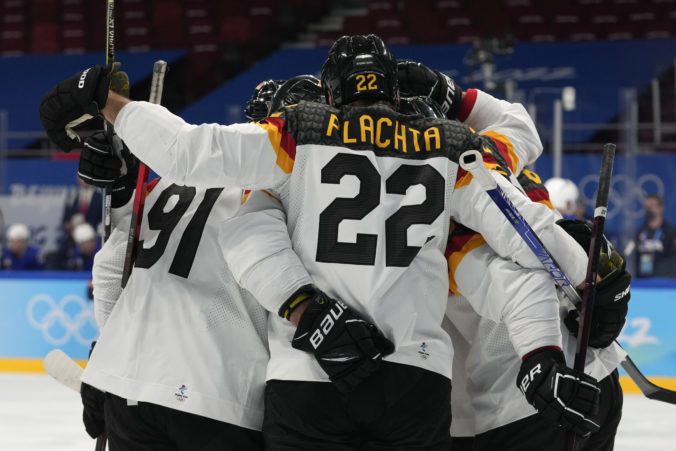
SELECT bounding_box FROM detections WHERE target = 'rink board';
[0,274,675,383]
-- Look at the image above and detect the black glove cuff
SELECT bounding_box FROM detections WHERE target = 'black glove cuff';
[522,346,565,365]
[433,71,463,120]
[278,284,316,320]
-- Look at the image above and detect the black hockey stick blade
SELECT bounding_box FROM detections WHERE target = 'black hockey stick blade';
[621,356,676,404]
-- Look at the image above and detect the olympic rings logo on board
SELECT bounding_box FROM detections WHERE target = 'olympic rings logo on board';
[578,173,664,220]
[26,294,97,346]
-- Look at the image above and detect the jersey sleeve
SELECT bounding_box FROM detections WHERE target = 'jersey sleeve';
[91,226,127,329]
[446,224,562,358]
[458,89,542,174]
[218,190,313,314]
[114,101,296,191]
[450,155,588,287]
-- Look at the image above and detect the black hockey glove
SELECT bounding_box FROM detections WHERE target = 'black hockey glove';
[396,60,463,119]
[81,342,106,439]
[558,219,631,348]
[286,286,395,393]
[79,131,139,208]
[39,63,127,151]
[517,347,601,437]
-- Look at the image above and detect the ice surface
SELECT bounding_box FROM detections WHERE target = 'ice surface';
[0,373,674,450]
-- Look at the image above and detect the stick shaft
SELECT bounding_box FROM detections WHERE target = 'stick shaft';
[102,0,115,243]
[573,144,616,370]
[567,144,615,451]
[121,61,167,288]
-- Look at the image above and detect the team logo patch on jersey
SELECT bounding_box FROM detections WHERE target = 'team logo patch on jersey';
[174,384,189,402]
[418,342,430,360]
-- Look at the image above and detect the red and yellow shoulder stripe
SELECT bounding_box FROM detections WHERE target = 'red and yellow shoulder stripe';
[445,222,486,295]
[256,117,297,174]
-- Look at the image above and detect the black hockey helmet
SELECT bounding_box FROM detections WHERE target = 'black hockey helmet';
[268,74,323,114]
[320,34,398,108]
[398,96,445,119]
[244,79,285,122]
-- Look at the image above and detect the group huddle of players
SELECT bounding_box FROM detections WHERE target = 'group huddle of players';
[38,34,631,451]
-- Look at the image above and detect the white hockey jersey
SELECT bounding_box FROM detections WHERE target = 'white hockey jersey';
[114,91,589,383]
[81,179,284,431]
[445,164,626,436]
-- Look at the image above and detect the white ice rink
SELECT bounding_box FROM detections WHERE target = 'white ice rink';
[0,373,674,450]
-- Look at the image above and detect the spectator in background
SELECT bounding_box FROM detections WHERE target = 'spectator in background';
[1,224,43,270]
[634,194,676,278]
[44,213,86,270]
[68,223,98,272]
[63,177,102,235]
[544,177,584,220]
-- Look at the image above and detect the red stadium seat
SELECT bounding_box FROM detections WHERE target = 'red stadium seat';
[604,23,635,40]
[30,23,60,54]
[0,22,26,55]
[152,1,184,49]
[187,17,215,45]
[31,0,59,24]
[343,15,372,35]
[219,16,252,43]
[373,11,403,30]
[62,24,87,53]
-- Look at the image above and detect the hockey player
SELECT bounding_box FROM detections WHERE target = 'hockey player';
[396,61,629,448]
[77,131,273,450]
[445,173,629,451]
[41,34,600,450]
[75,76,334,450]
[394,62,629,449]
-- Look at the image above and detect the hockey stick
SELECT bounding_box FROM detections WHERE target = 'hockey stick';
[44,350,107,451]
[566,144,615,451]
[120,60,167,288]
[101,0,115,243]
[43,349,83,393]
[458,149,676,405]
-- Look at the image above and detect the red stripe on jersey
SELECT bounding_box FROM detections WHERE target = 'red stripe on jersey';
[458,89,478,122]
[265,116,297,160]
[488,137,517,174]
[526,188,550,204]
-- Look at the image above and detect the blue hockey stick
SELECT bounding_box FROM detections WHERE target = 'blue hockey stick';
[458,150,676,405]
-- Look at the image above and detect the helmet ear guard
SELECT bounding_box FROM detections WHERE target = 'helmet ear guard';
[268,75,323,115]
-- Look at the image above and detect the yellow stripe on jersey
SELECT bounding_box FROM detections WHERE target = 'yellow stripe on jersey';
[481,130,519,174]
[448,234,487,295]
[256,120,295,174]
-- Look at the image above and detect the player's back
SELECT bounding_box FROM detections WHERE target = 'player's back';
[82,178,269,430]
[267,101,483,382]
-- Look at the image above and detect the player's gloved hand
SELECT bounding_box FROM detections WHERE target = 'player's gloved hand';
[517,347,601,437]
[81,381,106,439]
[558,219,631,348]
[396,60,463,119]
[39,63,127,151]
[81,341,106,439]
[283,285,395,393]
[79,131,139,208]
